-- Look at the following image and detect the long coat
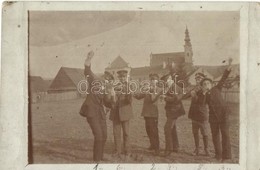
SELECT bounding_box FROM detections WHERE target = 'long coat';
[79,65,106,119]
[188,89,209,121]
[134,93,159,118]
[207,69,231,123]
[109,86,133,122]
[164,92,185,119]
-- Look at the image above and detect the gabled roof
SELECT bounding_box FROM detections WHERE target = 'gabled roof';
[48,67,85,91]
[29,76,50,93]
[109,56,129,69]
[150,52,185,66]
[61,67,85,86]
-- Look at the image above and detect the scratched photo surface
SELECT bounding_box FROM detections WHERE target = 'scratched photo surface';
[28,11,240,163]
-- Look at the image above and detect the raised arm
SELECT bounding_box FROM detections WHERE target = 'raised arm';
[216,58,233,89]
[84,50,99,84]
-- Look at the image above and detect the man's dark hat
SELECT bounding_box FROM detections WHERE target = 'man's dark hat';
[160,73,171,82]
[104,71,114,80]
[195,72,206,79]
[200,77,213,86]
[117,70,128,77]
[149,73,159,79]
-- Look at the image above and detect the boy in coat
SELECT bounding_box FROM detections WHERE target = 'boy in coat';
[161,73,186,157]
[188,72,210,156]
[200,58,233,161]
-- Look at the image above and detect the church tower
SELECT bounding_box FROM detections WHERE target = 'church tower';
[184,26,193,65]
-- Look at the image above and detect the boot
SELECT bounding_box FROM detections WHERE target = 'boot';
[203,136,210,156]
[193,133,200,156]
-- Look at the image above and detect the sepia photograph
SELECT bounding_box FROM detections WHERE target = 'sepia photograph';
[28,10,240,164]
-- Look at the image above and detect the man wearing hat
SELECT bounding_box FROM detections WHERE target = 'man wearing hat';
[188,72,210,156]
[200,58,233,162]
[108,69,133,158]
[79,50,114,162]
[160,73,186,157]
[134,73,162,156]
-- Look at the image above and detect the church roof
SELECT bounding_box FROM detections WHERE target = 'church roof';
[109,56,129,69]
[150,52,185,66]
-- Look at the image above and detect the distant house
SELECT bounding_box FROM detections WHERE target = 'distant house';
[29,76,52,103]
[48,67,85,93]
[105,55,131,79]
[29,76,50,94]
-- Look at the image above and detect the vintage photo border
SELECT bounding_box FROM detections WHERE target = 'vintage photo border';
[1,1,257,170]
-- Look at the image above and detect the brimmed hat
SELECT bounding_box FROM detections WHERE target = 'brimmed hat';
[195,72,206,79]
[104,71,114,80]
[200,77,213,86]
[117,70,128,77]
[160,73,171,82]
[149,73,159,80]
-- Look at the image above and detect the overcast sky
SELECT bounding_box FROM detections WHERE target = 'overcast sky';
[29,11,239,79]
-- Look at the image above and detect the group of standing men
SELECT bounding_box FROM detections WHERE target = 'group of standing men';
[79,51,233,163]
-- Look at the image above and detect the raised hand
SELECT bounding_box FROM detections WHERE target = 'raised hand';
[84,50,94,66]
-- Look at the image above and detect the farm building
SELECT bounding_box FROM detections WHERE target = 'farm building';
[48,67,85,93]
[29,76,52,103]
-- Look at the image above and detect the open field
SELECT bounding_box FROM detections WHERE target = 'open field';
[31,98,239,163]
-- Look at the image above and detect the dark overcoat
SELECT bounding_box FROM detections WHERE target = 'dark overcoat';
[79,65,106,119]
[164,92,185,119]
[207,69,231,123]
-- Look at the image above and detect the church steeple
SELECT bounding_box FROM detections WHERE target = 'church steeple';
[184,26,193,65]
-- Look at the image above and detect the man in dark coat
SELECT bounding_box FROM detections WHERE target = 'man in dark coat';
[79,51,112,162]
[134,73,162,156]
[161,74,186,157]
[188,72,210,156]
[108,70,133,158]
[201,58,233,161]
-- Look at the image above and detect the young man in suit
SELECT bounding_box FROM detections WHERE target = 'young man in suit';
[108,70,133,159]
[188,72,210,156]
[200,58,233,162]
[134,73,162,156]
[161,73,186,157]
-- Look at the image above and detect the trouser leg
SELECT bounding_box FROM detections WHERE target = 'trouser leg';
[145,117,153,148]
[100,117,107,159]
[87,116,104,162]
[172,124,179,151]
[192,121,200,150]
[220,122,232,159]
[150,117,159,151]
[210,123,222,159]
[200,121,209,152]
[164,118,176,152]
[113,121,122,154]
[122,120,130,154]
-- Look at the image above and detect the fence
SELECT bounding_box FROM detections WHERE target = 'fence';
[222,89,240,103]
[31,91,82,103]
[31,89,240,104]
